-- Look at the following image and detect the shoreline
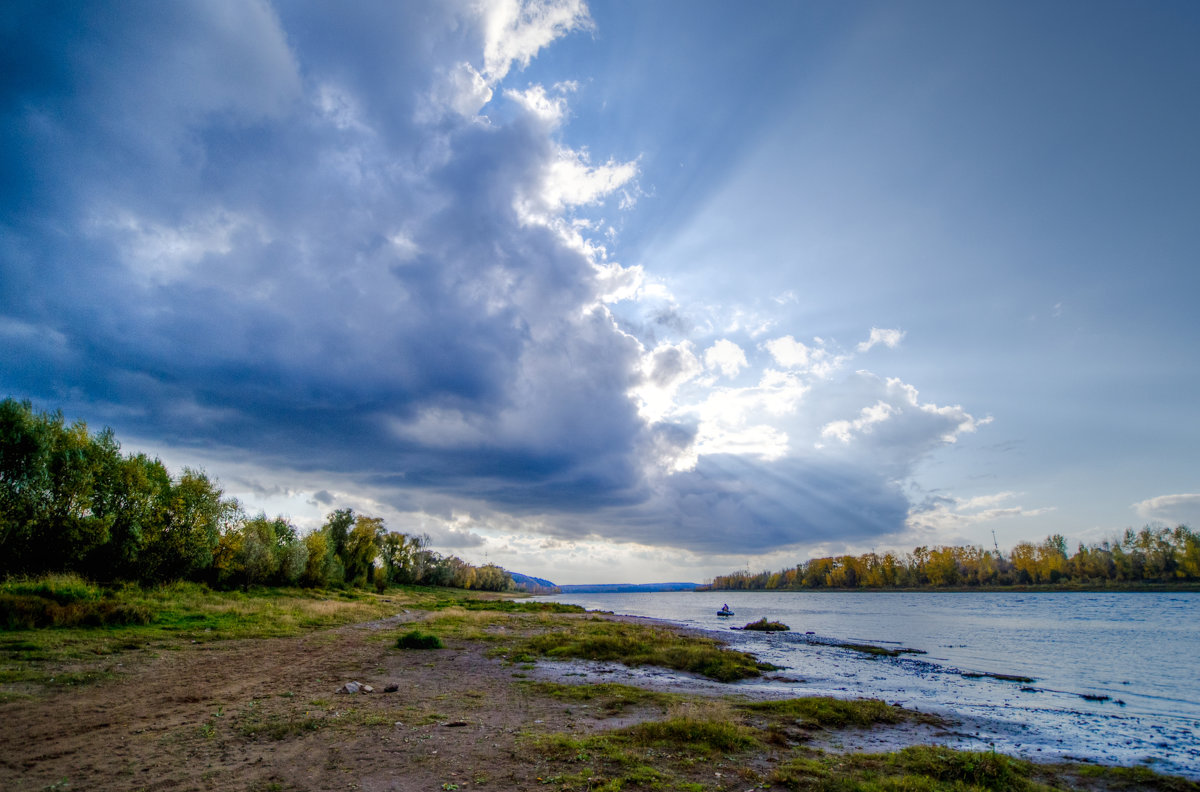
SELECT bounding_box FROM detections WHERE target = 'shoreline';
[577,609,1200,781]
[2,590,1197,789]
[699,583,1200,593]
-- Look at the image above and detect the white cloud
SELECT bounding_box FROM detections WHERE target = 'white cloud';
[815,374,988,464]
[764,334,810,368]
[632,341,702,423]
[687,368,809,464]
[763,334,847,378]
[433,0,593,119]
[905,491,1054,542]
[703,339,748,379]
[821,400,897,444]
[505,83,571,127]
[521,149,639,220]
[1133,493,1200,526]
[479,0,593,83]
[857,327,905,353]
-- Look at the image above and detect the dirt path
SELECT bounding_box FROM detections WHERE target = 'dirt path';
[0,612,623,792]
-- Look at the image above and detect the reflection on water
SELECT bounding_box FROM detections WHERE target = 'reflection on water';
[535,590,1200,778]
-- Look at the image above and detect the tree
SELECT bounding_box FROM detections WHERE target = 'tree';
[301,530,342,587]
[323,508,355,564]
[343,515,384,585]
[140,468,235,582]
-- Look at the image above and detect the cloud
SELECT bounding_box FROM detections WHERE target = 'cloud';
[763,335,847,378]
[1,1,646,507]
[857,327,905,353]
[906,491,1053,540]
[703,339,748,379]
[816,374,989,470]
[1133,493,1200,526]
[0,0,991,567]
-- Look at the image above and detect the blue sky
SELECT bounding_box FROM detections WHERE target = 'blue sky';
[3,1,1198,583]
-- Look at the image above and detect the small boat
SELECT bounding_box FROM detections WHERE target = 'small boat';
[717,607,734,617]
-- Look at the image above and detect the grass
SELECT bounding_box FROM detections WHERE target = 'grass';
[515,618,772,682]
[396,629,444,649]
[531,681,678,714]
[416,606,774,682]
[525,692,1198,792]
[451,599,586,614]
[768,746,1043,792]
[0,577,434,694]
[825,639,927,657]
[743,696,906,729]
[741,617,790,631]
[523,695,914,791]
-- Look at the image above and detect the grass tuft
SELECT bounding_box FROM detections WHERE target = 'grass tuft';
[745,696,902,728]
[742,617,790,631]
[396,629,444,650]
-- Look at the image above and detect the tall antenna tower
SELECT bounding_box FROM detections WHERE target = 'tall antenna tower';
[991,529,1002,557]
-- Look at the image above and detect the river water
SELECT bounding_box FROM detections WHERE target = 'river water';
[532,590,1200,778]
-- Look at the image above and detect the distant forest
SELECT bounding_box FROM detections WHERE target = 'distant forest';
[709,527,1200,591]
[0,399,512,591]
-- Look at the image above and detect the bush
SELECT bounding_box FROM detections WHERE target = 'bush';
[396,629,444,650]
[742,617,790,631]
[2,573,104,605]
[0,592,152,629]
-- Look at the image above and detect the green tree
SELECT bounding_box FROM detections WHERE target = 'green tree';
[140,468,235,582]
[323,508,355,565]
[343,515,384,586]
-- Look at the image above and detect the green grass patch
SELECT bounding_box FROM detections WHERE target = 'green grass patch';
[1071,763,1200,791]
[524,692,1199,792]
[2,574,105,605]
[396,629,444,650]
[741,617,790,631]
[0,578,431,693]
[531,681,678,714]
[744,696,903,729]
[516,619,768,682]
[453,599,586,614]
[0,593,153,630]
[623,715,758,754]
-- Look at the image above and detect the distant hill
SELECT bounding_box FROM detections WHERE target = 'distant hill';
[506,571,560,593]
[557,582,700,594]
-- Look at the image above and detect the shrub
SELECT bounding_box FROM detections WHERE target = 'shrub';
[0,592,152,629]
[2,573,103,605]
[742,617,790,631]
[396,629,444,650]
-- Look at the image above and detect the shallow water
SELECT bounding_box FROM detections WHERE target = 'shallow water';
[533,590,1200,778]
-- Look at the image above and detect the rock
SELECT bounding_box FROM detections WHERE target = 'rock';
[339,681,362,694]
[384,684,399,693]
[361,684,374,693]
[442,721,470,728]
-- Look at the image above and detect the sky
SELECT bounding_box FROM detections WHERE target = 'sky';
[2,1,1198,584]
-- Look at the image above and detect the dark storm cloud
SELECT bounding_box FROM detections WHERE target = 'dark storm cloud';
[586,455,909,554]
[0,0,648,507]
[0,0,925,555]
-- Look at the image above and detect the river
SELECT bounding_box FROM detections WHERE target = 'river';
[532,590,1200,778]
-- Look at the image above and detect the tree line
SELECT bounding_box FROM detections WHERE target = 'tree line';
[0,399,512,591]
[709,528,1200,591]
